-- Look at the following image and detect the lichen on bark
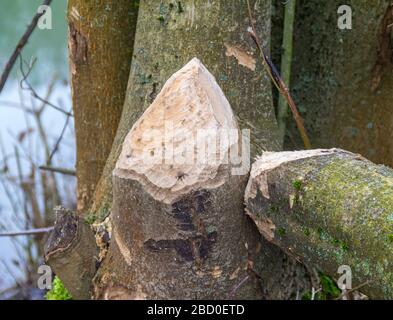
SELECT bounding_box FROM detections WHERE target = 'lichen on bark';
[283,0,393,168]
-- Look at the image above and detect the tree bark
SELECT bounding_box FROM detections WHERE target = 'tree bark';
[286,1,393,167]
[245,149,393,299]
[90,0,281,221]
[67,0,139,213]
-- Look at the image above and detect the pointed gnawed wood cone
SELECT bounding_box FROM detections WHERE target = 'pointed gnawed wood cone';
[94,58,265,299]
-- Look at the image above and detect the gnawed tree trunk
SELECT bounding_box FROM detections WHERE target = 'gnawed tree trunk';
[94,59,263,299]
[67,0,139,213]
[245,149,393,299]
[286,1,393,167]
[90,59,311,300]
[90,0,281,220]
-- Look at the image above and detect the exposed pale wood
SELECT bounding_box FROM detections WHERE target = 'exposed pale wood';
[115,58,241,204]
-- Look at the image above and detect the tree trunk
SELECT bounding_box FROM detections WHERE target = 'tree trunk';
[93,59,264,299]
[67,0,139,213]
[90,0,281,221]
[245,149,393,299]
[286,1,393,167]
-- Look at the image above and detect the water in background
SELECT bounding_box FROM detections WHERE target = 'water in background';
[0,0,74,296]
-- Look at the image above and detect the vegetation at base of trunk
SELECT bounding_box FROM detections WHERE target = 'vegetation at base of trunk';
[45,277,73,300]
[301,274,341,300]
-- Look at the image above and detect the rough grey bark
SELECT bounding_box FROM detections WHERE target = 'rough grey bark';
[44,207,98,300]
[245,149,393,299]
[285,1,393,168]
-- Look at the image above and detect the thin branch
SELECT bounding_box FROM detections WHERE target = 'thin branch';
[19,55,73,117]
[0,227,54,237]
[227,275,250,299]
[277,0,297,144]
[334,281,370,300]
[246,0,311,149]
[0,0,52,93]
[48,106,73,164]
[39,165,76,176]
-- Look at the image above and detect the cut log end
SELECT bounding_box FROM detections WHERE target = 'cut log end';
[44,207,98,300]
[245,148,342,201]
[44,207,78,256]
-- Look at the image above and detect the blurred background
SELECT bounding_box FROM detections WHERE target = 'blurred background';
[0,0,75,299]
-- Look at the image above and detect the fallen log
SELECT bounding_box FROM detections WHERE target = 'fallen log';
[245,149,393,299]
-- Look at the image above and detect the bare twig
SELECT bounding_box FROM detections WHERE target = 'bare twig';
[277,0,297,144]
[246,0,311,149]
[39,165,76,176]
[334,281,370,300]
[0,0,52,93]
[227,275,250,299]
[47,106,73,164]
[19,55,73,117]
[311,287,322,300]
[0,227,54,237]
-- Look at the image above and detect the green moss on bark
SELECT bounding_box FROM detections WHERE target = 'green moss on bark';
[247,150,393,299]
